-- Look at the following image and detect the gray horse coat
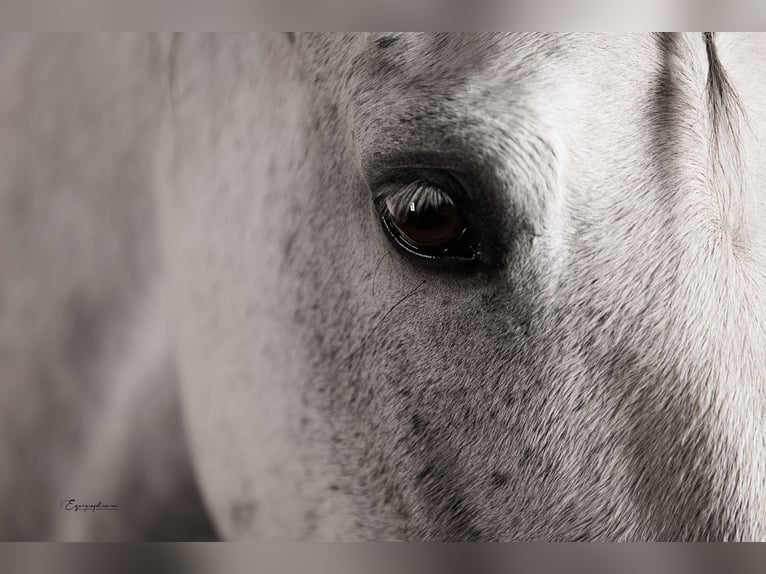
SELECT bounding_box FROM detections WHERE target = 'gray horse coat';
[1,33,765,541]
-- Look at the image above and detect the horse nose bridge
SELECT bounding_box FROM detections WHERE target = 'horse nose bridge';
[665,252,766,539]
[542,212,766,538]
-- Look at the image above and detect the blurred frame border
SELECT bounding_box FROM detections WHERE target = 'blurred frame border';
[1,0,766,31]
[2,543,766,573]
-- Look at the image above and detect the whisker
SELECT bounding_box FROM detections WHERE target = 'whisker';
[341,280,427,365]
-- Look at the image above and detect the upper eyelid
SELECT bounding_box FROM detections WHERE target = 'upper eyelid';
[361,148,482,190]
[367,165,452,198]
[368,165,470,205]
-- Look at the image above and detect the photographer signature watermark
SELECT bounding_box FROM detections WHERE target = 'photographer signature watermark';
[60,499,119,512]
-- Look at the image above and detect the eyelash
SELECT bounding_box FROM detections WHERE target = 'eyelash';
[384,180,455,220]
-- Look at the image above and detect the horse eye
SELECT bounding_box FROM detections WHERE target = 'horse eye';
[377,180,479,262]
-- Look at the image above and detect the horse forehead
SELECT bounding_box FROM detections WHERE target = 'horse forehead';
[300,33,654,91]
[354,33,557,73]
[300,33,570,86]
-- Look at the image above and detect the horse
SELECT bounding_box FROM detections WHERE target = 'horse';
[1,33,765,541]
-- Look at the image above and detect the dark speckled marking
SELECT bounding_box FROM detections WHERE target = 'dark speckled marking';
[490,471,509,488]
[375,36,399,51]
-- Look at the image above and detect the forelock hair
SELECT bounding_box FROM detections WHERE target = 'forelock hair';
[702,32,749,239]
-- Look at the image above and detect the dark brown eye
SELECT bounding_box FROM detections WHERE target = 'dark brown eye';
[378,180,478,261]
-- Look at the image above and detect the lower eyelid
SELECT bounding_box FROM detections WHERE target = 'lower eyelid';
[377,203,479,264]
